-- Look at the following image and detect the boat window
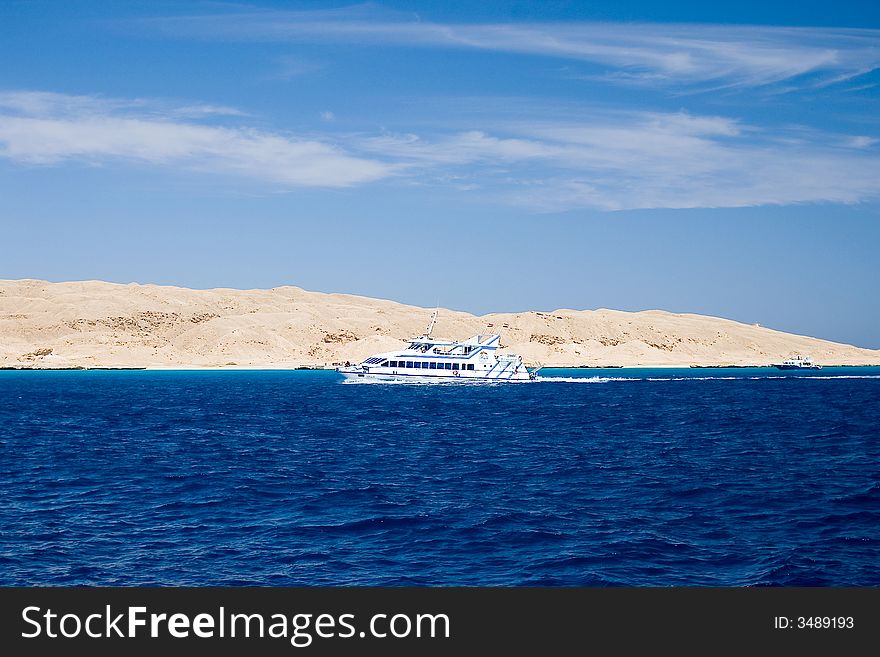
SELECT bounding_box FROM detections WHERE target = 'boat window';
[452,363,459,370]
[444,362,452,370]
[466,364,474,370]
[429,362,437,369]
[390,361,398,367]
[405,361,412,368]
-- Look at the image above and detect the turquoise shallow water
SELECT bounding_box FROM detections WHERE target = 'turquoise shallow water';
[1,367,878,585]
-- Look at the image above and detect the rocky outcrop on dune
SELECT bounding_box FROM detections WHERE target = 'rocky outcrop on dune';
[1,279,878,369]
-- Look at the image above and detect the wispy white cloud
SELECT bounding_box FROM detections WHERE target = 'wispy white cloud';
[170,104,248,118]
[141,8,880,89]
[2,90,879,210]
[844,135,878,149]
[0,90,145,116]
[0,90,392,187]
[503,150,880,212]
[270,55,324,80]
[357,111,880,210]
[0,91,245,119]
[360,130,561,165]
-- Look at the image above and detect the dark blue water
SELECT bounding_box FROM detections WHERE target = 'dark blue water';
[1,368,879,586]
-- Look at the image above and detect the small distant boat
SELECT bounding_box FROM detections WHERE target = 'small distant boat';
[336,310,539,382]
[773,355,821,370]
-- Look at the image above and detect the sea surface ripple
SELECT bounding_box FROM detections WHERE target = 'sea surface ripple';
[1,367,878,586]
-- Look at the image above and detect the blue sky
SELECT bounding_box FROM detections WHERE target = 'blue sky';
[2,1,879,347]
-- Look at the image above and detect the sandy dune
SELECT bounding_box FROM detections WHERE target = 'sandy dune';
[1,279,877,369]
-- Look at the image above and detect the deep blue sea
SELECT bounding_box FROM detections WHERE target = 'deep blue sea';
[1,367,879,586]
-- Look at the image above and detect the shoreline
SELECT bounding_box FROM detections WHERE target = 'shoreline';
[3,364,880,372]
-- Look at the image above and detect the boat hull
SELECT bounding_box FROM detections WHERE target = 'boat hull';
[773,364,822,370]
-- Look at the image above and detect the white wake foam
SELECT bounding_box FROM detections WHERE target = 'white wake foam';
[341,373,880,385]
[537,374,880,383]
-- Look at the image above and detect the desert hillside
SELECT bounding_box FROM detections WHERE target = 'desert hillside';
[1,279,878,368]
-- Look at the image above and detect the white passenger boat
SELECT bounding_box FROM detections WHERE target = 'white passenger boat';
[337,311,538,382]
[773,354,821,370]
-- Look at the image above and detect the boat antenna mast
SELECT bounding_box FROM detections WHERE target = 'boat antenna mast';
[425,307,438,337]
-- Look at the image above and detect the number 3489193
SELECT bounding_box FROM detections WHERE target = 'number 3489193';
[797,616,854,629]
